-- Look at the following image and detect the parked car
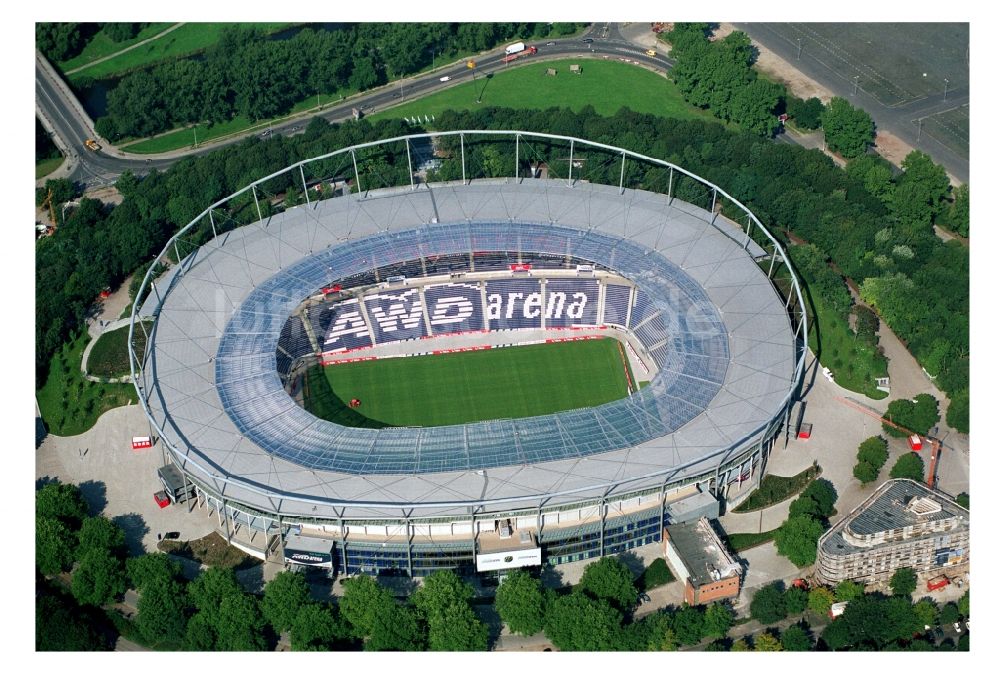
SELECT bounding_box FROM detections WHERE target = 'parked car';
[439,76,451,82]
[582,38,594,43]
[953,622,962,633]
[153,491,170,508]
[163,531,181,540]
[545,41,556,46]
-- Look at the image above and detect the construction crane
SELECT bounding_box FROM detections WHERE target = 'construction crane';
[837,397,942,488]
[39,188,56,225]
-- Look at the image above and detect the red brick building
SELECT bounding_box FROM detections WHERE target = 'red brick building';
[663,517,742,605]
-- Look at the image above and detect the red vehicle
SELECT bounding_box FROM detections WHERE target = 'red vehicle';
[153,491,171,509]
[501,46,537,64]
[927,575,951,591]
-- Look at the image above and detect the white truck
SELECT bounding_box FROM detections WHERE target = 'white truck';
[504,42,526,55]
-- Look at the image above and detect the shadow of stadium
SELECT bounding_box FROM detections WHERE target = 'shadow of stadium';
[302,365,392,429]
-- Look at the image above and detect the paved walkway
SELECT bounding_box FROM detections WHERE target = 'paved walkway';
[35,405,214,556]
[66,24,185,76]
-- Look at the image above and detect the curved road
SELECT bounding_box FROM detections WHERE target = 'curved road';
[36,23,673,189]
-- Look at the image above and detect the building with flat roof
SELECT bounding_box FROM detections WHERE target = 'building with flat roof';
[663,517,742,605]
[816,479,970,586]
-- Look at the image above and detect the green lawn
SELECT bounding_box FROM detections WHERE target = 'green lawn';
[37,332,137,436]
[67,23,297,83]
[86,322,149,378]
[637,558,676,591]
[723,528,781,552]
[732,464,822,513]
[807,290,889,400]
[58,23,175,73]
[35,156,64,180]
[371,58,720,123]
[305,337,630,428]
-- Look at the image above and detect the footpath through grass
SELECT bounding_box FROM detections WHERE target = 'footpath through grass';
[67,23,296,83]
[86,323,149,378]
[731,464,822,513]
[36,332,137,436]
[372,58,720,124]
[58,23,175,74]
[305,337,630,428]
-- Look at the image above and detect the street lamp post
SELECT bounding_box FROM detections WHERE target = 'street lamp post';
[853,75,859,96]
[797,38,802,60]
[943,78,949,102]
[917,117,924,142]
[193,125,198,148]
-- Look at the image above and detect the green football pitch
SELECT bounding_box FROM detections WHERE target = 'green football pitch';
[303,337,634,428]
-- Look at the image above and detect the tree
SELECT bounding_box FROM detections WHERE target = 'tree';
[339,575,399,639]
[366,602,425,651]
[787,96,824,130]
[71,549,127,606]
[126,553,182,591]
[671,604,705,645]
[215,593,267,651]
[495,569,547,636]
[36,481,89,527]
[702,603,734,639]
[36,515,76,575]
[290,603,347,651]
[775,515,825,566]
[790,479,837,521]
[939,602,960,625]
[857,436,889,469]
[135,577,188,645]
[577,556,637,610]
[187,567,243,631]
[821,97,875,159]
[846,155,894,204]
[822,594,920,650]
[413,569,474,626]
[835,580,865,602]
[884,394,940,436]
[75,516,126,560]
[889,453,925,482]
[754,630,783,651]
[853,461,879,484]
[892,150,950,228]
[889,567,917,597]
[912,599,939,628]
[947,183,969,237]
[544,592,624,651]
[262,570,311,634]
[183,612,216,650]
[957,590,969,618]
[947,390,969,435]
[784,586,809,614]
[808,586,836,616]
[750,584,788,625]
[427,600,488,651]
[36,586,110,651]
[781,623,813,651]
[731,637,751,651]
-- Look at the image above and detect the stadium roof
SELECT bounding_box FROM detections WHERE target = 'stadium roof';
[140,178,796,518]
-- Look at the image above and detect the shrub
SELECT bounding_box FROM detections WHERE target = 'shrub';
[889,453,925,482]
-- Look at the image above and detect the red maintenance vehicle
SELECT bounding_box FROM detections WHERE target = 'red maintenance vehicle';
[501,43,538,64]
[926,575,951,592]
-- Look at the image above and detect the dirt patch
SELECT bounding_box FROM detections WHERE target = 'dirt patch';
[158,531,257,570]
[84,185,124,205]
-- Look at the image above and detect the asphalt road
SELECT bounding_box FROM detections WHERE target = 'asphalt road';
[36,24,673,189]
[735,23,969,183]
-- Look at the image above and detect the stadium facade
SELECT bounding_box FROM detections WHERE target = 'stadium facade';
[130,131,806,577]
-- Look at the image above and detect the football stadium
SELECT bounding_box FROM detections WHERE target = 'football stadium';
[130,131,806,576]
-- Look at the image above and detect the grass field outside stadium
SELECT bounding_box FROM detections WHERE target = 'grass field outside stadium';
[303,337,635,428]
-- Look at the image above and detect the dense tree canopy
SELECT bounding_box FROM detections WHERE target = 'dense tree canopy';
[135,577,188,645]
[544,592,625,651]
[889,567,918,597]
[883,394,940,436]
[495,569,547,635]
[787,96,824,130]
[36,481,89,527]
[36,515,76,575]
[775,515,826,567]
[781,623,813,651]
[71,549,127,607]
[822,594,921,650]
[821,97,875,159]
[125,553,183,592]
[413,569,487,651]
[889,452,925,482]
[577,556,638,610]
[75,516,126,560]
[290,603,350,651]
[262,570,311,633]
[808,587,836,616]
[750,584,788,625]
